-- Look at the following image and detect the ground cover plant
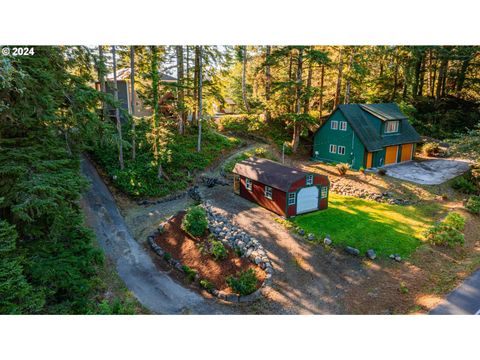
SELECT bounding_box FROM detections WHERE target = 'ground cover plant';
[424,212,465,247]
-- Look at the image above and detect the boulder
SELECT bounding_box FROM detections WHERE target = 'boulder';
[307,233,316,241]
[366,249,376,260]
[345,246,360,256]
[394,255,402,262]
[297,228,305,236]
[324,237,332,246]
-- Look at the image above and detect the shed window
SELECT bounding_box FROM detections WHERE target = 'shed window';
[306,174,313,185]
[339,121,347,131]
[331,121,338,130]
[338,146,346,155]
[245,178,252,191]
[329,144,337,154]
[385,120,399,134]
[264,186,272,200]
[288,192,296,205]
[321,187,328,199]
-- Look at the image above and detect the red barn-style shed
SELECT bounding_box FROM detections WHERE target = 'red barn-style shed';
[232,157,329,218]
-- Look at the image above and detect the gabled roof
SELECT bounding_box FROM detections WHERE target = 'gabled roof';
[333,103,421,152]
[233,157,315,192]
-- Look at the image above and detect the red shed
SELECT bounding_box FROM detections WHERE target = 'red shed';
[232,157,329,218]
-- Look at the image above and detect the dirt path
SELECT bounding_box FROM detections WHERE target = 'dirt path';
[80,157,235,314]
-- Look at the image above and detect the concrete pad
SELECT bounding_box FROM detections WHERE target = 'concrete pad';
[383,159,470,185]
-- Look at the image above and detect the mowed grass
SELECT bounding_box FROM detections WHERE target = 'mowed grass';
[292,193,442,258]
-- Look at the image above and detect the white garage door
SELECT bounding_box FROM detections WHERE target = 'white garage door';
[296,186,319,214]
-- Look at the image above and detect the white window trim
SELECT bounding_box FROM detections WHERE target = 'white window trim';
[338,146,346,155]
[288,192,296,205]
[306,174,313,186]
[331,120,338,130]
[339,121,347,131]
[321,187,328,199]
[264,186,273,200]
[245,178,252,191]
[385,120,399,134]
[329,144,337,154]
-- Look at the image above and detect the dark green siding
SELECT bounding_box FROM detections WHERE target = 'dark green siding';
[313,111,366,170]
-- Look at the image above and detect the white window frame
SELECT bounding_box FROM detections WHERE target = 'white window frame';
[288,192,296,205]
[339,121,347,131]
[329,144,337,154]
[338,146,346,155]
[306,174,313,186]
[331,120,338,130]
[245,178,252,191]
[385,120,399,134]
[321,187,328,199]
[264,186,273,200]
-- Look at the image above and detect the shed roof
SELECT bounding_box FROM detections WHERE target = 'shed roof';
[233,157,313,192]
[336,103,421,152]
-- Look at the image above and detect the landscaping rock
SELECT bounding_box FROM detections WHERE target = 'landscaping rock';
[307,233,316,241]
[394,255,402,262]
[345,246,360,256]
[297,228,305,236]
[366,249,376,260]
[324,237,332,246]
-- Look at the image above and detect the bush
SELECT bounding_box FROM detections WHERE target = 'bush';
[422,142,440,156]
[465,195,480,214]
[181,265,197,282]
[424,212,465,247]
[336,163,350,176]
[199,279,214,292]
[226,269,258,296]
[210,240,228,261]
[181,206,208,237]
[443,212,466,231]
[451,175,477,194]
[359,167,365,174]
[217,114,265,134]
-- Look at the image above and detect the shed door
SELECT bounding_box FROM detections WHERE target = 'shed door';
[401,144,413,162]
[296,186,319,214]
[385,146,399,165]
[366,152,373,168]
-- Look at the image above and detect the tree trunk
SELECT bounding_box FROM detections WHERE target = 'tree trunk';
[192,46,199,124]
[318,63,325,120]
[111,46,124,170]
[304,49,313,113]
[436,57,448,100]
[391,56,399,101]
[186,46,190,97]
[98,46,107,120]
[265,45,271,122]
[413,50,423,97]
[334,48,343,108]
[292,48,303,153]
[197,46,203,152]
[176,45,185,135]
[344,52,353,104]
[150,46,161,178]
[130,46,136,160]
[441,59,449,97]
[288,51,294,112]
[456,56,471,93]
[418,53,426,96]
[241,46,250,112]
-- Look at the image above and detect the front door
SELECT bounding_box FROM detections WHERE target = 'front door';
[401,143,413,162]
[385,146,399,165]
[233,175,240,194]
[296,186,319,214]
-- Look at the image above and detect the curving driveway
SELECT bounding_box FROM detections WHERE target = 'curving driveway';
[80,157,234,314]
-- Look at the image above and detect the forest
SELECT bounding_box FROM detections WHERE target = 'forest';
[0,45,479,314]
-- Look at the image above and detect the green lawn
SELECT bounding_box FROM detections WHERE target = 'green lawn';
[291,193,442,258]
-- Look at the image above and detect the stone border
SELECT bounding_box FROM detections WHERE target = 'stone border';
[147,205,273,303]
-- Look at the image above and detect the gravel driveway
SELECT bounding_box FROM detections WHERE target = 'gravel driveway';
[201,184,369,314]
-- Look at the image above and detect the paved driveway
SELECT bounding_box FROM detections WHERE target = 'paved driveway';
[383,159,470,185]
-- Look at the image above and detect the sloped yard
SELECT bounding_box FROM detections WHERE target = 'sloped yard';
[292,193,442,258]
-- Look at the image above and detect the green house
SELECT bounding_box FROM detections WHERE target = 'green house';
[312,103,421,170]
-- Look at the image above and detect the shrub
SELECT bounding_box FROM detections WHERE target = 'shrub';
[163,252,171,261]
[441,193,448,200]
[226,269,258,296]
[217,114,265,134]
[181,206,208,237]
[378,168,387,176]
[422,142,440,156]
[336,163,350,176]
[443,212,466,231]
[465,195,480,214]
[181,265,197,282]
[199,279,214,292]
[359,167,365,174]
[451,175,477,194]
[210,240,228,261]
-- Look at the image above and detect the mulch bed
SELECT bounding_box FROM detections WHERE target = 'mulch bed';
[155,212,265,294]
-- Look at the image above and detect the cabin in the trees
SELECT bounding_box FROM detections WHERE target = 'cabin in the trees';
[312,103,421,169]
[232,157,330,218]
[95,68,177,121]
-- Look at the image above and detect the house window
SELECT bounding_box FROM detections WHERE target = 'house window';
[331,121,338,130]
[339,121,347,131]
[338,146,346,155]
[245,178,252,191]
[385,120,399,134]
[329,144,337,154]
[321,187,328,199]
[306,174,313,185]
[288,192,296,205]
[264,186,272,200]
